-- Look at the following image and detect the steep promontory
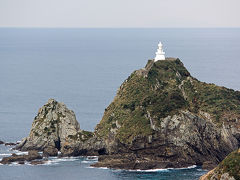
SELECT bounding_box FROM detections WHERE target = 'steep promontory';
[93,58,240,169]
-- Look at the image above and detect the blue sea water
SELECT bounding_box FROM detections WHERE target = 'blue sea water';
[0,28,240,179]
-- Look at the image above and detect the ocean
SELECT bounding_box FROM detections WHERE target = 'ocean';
[0,28,240,179]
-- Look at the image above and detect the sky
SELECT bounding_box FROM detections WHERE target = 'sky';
[0,0,239,28]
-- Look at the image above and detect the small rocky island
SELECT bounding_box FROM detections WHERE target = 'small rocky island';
[1,57,240,178]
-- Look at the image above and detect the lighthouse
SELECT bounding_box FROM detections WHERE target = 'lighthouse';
[154,42,165,61]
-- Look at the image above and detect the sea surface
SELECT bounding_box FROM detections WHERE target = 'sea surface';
[0,28,240,180]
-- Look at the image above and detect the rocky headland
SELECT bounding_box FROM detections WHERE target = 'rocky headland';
[2,58,240,171]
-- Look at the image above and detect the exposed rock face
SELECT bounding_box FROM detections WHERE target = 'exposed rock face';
[43,146,58,157]
[16,99,81,152]
[200,149,240,180]
[94,58,240,169]
[16,99,106,157]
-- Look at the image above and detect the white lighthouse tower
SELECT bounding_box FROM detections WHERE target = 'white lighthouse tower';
[154,42,165,61]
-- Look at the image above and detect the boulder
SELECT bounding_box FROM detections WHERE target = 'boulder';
[43,146,58,157]
[0,140,4,145]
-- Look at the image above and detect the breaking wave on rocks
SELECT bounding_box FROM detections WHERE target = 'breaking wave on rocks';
[90,165,198,172]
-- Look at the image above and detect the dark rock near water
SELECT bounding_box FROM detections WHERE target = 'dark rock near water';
[0,140,4,145]
[92,154,193,170]
[43,146,58,157]
[0,150,42,164]
[5,142,16,146]
[30,160,46,165]
[202,161,218,170]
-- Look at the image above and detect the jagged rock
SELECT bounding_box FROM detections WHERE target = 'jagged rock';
[91,153,189,170]
[16,99,81,152]
[5,142,16,146]
[0,140,4,145]
[43,146,58,157]
[0,150,42,164]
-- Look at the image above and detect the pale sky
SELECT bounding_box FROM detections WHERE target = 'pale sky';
[0,0,239,28]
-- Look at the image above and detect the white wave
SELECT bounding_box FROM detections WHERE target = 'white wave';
[81,160,97,164]
[86,166,95,169]
[0,153,11,156]
[15,152,28,155]
[167,165,197,170]
[89,164,197,172]
[128,168,169,172]
[8,162,21,166]
[50,157,78,163]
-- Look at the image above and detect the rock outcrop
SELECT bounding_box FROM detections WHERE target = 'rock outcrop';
[16,99,95,155]
[16,98,105,157]
[200,149,240,180]
[43,146,58,157]
[93,58,240,169]
[0,150,42,164]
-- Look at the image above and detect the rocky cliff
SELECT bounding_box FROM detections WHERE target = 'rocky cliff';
[92,58,240,169]
[16,99,100,156]
[200,148,240,180]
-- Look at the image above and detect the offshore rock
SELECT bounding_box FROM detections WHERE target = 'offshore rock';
[0,150,42,164]
[16,99,80,153]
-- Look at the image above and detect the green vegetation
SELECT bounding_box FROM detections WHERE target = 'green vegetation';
[68,130,94,142]
[183,79,240,124]
[209,149,240,180]
[95,58,240,144]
